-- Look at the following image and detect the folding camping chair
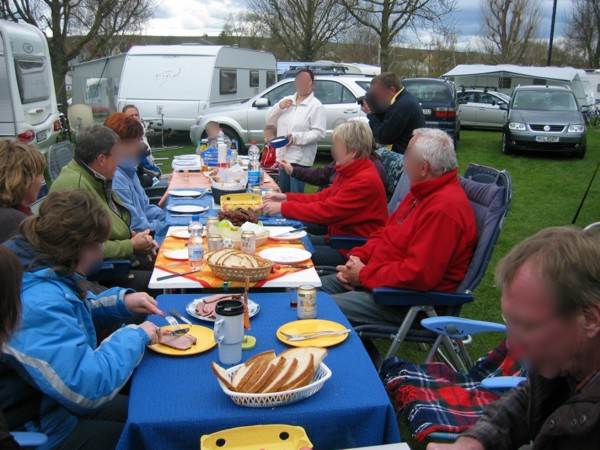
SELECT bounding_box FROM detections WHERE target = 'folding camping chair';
[47,140,74,181]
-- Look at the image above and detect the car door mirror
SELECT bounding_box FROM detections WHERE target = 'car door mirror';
[458,99,467,105]
[491,100,497,106]
[253,98,270,108]
[499,103,508,110]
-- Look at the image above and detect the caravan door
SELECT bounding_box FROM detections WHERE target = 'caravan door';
[0,30,16,138]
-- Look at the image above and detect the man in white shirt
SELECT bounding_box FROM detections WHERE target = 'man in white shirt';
[266,69,326,193]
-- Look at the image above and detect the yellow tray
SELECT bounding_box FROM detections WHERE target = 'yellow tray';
[220,193,262,211]
[201,424,312,449]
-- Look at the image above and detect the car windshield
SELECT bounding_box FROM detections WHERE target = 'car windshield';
[403,81,452,103]
[356,81,371,92]
[512,90,578,111]
[497,92,511,103]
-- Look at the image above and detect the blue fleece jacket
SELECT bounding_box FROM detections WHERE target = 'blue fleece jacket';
[112,164,165,232]
[1,238,149,450]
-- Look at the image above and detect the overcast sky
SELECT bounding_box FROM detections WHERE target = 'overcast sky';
[144,0,573,49]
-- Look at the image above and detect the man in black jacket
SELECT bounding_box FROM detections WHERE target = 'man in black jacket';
[363,72,425,154]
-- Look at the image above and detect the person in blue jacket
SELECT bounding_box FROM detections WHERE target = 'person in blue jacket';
[1,190,164,450]
[105,113,165,233]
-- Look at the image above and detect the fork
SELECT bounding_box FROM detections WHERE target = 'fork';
[279,329,352,341]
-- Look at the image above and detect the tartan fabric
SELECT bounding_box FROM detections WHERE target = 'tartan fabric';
[381,340,525,441]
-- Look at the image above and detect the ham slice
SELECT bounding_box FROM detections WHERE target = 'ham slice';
[196,294,242,318]
[158,333,197,351]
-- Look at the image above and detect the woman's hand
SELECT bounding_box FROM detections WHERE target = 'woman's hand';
[131,230,158,259]
[279,99,293,109]
[139,321,161,345]
[124,292,165,316]
[279,160,294,176]
[263,192,287,202]
[286,134,294,146]
[261,202,283,216]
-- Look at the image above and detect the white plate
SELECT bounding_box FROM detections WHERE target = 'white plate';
[174,154,197,160]
[171,228,191,239]
[169,190,203,197]
[163,249,189,260]
[258,248,312,264]
[167,204,209,214]
[172,160,198,167]
[186,297,260,322]
[269,230,307,241]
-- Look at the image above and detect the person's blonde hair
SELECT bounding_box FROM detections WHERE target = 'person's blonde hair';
[495,226,600,316]
[263,124,277,135]
[0,140,46,207]
[332,121,373,159]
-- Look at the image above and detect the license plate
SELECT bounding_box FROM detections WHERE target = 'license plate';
[535,136,559,143]
[36,130,48,142]
[422,108,432,115]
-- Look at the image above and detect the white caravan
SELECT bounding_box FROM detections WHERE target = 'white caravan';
[0,19,60,148]
[117,45,277,132]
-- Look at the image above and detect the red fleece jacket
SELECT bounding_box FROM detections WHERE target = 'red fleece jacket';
[281,157,388,239]
[352,169,477,292]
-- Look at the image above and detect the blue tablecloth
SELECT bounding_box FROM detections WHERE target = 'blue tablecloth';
[117,293,401,450]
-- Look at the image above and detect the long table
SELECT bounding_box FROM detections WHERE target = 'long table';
[117,293,402,450]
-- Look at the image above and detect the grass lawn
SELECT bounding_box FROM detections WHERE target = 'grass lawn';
[158,130,599,448]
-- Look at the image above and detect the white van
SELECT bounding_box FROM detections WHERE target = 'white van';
[117,45,277,132]
[0,19,60,148]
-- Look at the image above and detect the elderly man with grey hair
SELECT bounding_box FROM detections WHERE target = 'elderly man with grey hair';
[320,128,477,325]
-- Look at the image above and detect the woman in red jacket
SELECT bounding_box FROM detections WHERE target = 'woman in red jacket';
[261,121,388,266]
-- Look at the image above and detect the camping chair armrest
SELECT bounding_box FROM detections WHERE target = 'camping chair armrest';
[372,288,474,307]
[420,316,506,338]
[11,432,48,446]
[328,236,368,250]
[88,259,132,282]
[480,376,527,392]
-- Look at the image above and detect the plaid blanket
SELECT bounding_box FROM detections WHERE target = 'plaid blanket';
[381,340,525,441]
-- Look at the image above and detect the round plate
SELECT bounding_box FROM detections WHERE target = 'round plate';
[270,136,290,148]
[171,228,191,239]
[269,230,307,242]
[276,319,349,348]
[169,190,203,197]
[167,204,210,214]
[174,154,197,160]
[163,249,188,260]
[173,160,197,167]
[147,325,216,356]
[258,248,312,264]
[186,297,260,322]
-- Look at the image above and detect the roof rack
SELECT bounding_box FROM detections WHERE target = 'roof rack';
[459,85,499,93]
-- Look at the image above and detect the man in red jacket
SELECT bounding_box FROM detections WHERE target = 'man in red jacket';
[261,121,388,266]
[320,127,477,325]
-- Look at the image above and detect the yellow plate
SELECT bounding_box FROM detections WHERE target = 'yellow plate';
[147,325,216,356]
[276,319,349,348]
[201,424,312,450]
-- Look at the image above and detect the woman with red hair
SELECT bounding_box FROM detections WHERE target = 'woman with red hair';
[105,113,165,233]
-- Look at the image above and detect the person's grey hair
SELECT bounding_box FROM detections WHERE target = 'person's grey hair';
[332,121,374,159]
[75,124,119,165]
[496,226,600,316]
[411,128,457,175]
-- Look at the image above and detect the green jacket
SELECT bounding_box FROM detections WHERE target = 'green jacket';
[50,159,134,259]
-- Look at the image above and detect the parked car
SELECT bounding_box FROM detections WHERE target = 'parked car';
[501,85,587,158]
[457,89,510,129]
[189,75,372,151]
[401,78,460,146]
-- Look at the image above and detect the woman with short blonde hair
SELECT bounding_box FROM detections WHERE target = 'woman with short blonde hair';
[0,139,46,242]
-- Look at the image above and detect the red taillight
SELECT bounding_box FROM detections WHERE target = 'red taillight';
[53,120,62,131]
[18,130,35,143]
[434,108,456,118]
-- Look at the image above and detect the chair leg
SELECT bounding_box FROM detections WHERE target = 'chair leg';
[382,306,423,362]
[440,336,470,373]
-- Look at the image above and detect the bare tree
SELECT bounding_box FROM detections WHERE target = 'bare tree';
[0,0,155,108]
[338,0,456,72]
[248,0,351,61]
[218,11,269,50]
[564,0,600,67]
[479,0,540,64]
[338,25,380,65]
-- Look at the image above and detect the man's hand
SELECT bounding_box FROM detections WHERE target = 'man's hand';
[336,271,355,291]
[131,230,158,259]
[279,99,293,109]
[124,292,165,316]
[261,201,283,216]
[361,99,372,115]
[279,160,293,176]
[336,256,365,288]
[426,437,485,450]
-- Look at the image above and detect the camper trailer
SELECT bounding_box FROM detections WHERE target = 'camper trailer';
[443,64,595,108]
[117,45,277,132]
[0,19,60,148]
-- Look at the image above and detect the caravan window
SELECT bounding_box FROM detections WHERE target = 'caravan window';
[15,58,50,103]
[249,70,259,87]
[267,71,276,88]
[220,69,237,94]
[499,77,511,89]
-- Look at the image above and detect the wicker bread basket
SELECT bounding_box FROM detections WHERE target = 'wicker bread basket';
[206,249,273,282]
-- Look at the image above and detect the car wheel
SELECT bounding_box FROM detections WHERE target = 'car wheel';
[221,126,245,153]
[502,133,514,155]
[574,145,586,159]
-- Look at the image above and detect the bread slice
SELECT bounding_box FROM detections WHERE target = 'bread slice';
[207,249,230,265]
[279,354,314,392]
[211,362,235,391]
[286,363,315,390]
[246,357,286,393]
[262,357,298,393]
[230,350,275,389]
[244,350,276,367]
[237,359,269,392]
[280,347,327,372]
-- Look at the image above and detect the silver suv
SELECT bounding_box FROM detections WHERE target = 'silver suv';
[501,85,587,158]
[189,75,372,150]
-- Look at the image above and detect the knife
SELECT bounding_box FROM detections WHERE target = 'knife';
[157,269,202,281]
[169,308,193,326]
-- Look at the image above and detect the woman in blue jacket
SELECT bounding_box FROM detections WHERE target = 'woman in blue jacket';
[2,190,164,450]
